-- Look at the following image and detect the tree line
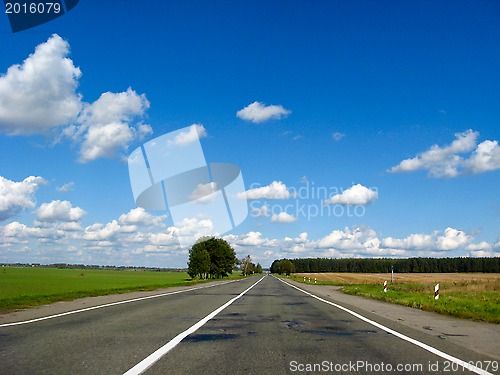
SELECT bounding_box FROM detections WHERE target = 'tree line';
[271,257,499,274]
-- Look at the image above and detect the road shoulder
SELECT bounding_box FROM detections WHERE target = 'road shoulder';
[284,278,500,361]
[0,278,241,326]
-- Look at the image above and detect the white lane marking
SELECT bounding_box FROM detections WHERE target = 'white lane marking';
[277,277,493,375]
[0,279,241,328]
[123,275,266,375]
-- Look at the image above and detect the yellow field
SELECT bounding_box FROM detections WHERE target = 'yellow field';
[295,273,500,292]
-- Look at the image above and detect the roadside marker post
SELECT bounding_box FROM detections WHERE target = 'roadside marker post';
[434,283,439,300]
[314,278,317,284]
[383,280,387,293]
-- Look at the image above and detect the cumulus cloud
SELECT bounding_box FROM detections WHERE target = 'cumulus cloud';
[168,124,207,146]
[323,184,378,206]
[0,34,82,135]
[238,181,294,200]
[463,140,500,174]
[56,182,75,192]
[332,132,345,141]
[189,182,217,203]
[0,176,47,220]
[0,34,152,162]
[1,207,498,266]
[2,221,44,239]
[271,212,298,223]
[118,207,167,227]
[316,226,379,251]
[382,233,434,250]
[169,217,215,244]
[66,88,151,163]
[35,200,86,222]
[84,220,122,241]
[235,231,267,246]
[436,227,470,251]
[382,227,471,252]
[236,101,291,123]
[388,130,500,178]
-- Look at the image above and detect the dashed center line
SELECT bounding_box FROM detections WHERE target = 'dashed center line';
[123,275,266,375]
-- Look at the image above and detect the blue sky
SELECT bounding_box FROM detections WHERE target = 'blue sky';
[0,1,499,268]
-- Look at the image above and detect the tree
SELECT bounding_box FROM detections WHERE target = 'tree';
[241,255,255,276]
[187,243,210,279]
[281,259,295,275]
[270,259,295,275]
[255,263,263,274]
[270,259,282,274]
[188,237,238,279]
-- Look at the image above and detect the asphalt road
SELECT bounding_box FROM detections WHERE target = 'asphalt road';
[0,275,497,375]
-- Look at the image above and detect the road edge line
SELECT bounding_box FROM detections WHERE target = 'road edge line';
[276,276,492,375]
[123,275,266,375]
[0,279,241,328]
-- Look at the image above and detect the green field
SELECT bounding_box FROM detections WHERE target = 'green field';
[0,266,242,312]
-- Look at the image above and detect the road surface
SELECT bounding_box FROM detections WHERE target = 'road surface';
[0,275,497,374]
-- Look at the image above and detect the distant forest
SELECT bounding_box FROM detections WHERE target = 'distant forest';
[271,257,499,274]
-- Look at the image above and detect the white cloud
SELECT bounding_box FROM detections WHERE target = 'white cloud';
[463,140,500,174]
[169,124,207,146]
[389,130,500,178]
[332,132,345,141]
[170,217,215,245]
[0,34,82,135]
[189,182,217,203]
[69,88,151,163]
[466,242,492,252]
[35,200,86,222]
[236,101,291,123]
[118,207,167,227]
[0,34,152,163]
[271,212,298,223]
[236,231,267,246]
[436,227,470,251]
[238,181,294,200]
[323,184,377,205]
[56,182,75,192]
[0,176,47,220]
[316,226,378,251]
[84,220,122,241]
[382,228,471,252]
[1,207,498,266]
[382,233,434,250]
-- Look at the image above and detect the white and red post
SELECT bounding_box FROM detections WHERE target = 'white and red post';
[434,283,440,300]
[383,280,387,293]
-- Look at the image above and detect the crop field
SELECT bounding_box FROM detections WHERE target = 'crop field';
[0,266,242,312]
[293,272,500,323]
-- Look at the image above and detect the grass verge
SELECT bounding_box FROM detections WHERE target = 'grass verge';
[341,284,500,324]
[0,266,243,312]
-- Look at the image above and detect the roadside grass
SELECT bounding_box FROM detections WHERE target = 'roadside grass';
[290,273,500,324]
[0,266,244,312]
